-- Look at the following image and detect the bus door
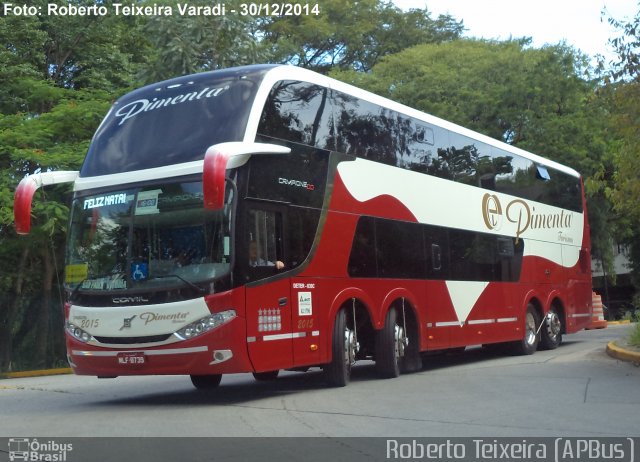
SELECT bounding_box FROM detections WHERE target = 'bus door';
[244,206,293,372]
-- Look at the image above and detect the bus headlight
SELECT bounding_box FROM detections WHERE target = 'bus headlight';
[175,310,236,340]
[66,322,92,343]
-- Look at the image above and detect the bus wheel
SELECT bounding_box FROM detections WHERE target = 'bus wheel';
[540,306,563,350]
[324,308,355,387]
[190,374,222,389]
[375,307,403,378]
[512,304,540,355]
[253,370,279,381]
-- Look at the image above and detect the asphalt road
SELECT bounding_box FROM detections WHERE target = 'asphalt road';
[0,324,638,441]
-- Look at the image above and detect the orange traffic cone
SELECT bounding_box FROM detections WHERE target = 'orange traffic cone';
[586,291,607,330]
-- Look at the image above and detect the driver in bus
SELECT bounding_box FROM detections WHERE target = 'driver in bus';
[249,240,284,270]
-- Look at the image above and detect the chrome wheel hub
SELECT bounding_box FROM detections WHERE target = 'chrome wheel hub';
[344,329,357,365]
[546,312,561,338]
[394,324,406,358]
[525,312,537,346]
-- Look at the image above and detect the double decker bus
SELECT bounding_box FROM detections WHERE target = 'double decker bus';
[14,65,592,388]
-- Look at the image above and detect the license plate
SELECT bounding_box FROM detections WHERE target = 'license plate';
[117,352,146,366]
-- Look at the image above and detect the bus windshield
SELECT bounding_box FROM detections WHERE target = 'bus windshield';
[65,180,234,294]
[80,71,262,177]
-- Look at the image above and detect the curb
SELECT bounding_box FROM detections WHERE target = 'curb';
[0,368,72,380]
[608,320,632,325]
[606,341,640,365]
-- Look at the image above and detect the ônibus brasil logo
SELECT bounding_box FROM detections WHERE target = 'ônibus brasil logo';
[8,438,73,461]
[481,193,573,242]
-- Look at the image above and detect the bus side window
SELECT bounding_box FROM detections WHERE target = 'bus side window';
[258,81,334,151]
[247,209,283,269]
[424,225,448,280]
[348,217,377,277]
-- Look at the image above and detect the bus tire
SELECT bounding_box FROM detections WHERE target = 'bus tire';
[375,307,402,378]
[190,374,222,389]
[253,370,279,381]
[540,306,563,350]
[512,304,540,355]
[324,308,354,387]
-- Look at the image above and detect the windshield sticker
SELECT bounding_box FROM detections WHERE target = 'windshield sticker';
[81,277,127,290]
[114,85,230,126]
[135,189,162,215]
[131,263,149,281]
[65,263,88,284]
[83,193,131,210]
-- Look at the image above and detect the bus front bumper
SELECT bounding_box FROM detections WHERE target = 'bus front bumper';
[66,318,252,377]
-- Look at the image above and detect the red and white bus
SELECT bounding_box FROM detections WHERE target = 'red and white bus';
[14,65,592,387]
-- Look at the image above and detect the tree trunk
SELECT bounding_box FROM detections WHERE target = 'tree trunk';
[35,245,54,369]
[0,247,30,372]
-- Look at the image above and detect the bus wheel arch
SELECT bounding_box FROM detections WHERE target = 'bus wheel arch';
[540,298,565,350]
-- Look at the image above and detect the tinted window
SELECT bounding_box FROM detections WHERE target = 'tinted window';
[258,81,335,150]
[537,167,582,212]
[375,219,425,279]
[348,217,377,277]
[334,93,395,165]
[424,225,449,279]
[260,83,582,213]
[243,208,284,283]
[82,72,262,177]
[449,230,496,281]
[348,217,524,282]
[287,206,321,269]
[492,149,535,196]
[448,229,523,282]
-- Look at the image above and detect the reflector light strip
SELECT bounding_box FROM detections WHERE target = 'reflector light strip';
[262,332,307,342]
[468,319,495,325]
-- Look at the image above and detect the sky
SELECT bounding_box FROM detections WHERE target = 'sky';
[392,0,637,65]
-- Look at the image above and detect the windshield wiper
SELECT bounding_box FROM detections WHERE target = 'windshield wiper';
[149,274,206,294]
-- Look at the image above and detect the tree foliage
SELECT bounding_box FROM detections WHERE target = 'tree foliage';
[262,0,463,73]
[139,0,271,83]
[598,3,640,300]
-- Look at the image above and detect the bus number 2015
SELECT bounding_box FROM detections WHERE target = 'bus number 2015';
[80,319,100,329]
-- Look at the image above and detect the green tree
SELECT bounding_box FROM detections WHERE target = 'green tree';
[263,0,463,73]
[603,2,640,304]
[139,0,270,83]
[0,4,137,370]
